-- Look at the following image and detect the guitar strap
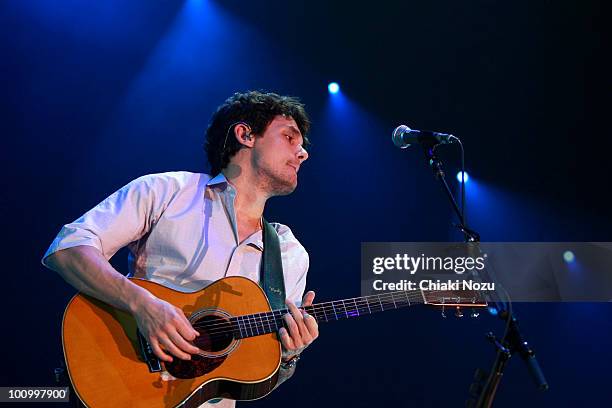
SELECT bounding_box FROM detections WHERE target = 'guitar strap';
[190,220,287,406]
[261,218,286,310]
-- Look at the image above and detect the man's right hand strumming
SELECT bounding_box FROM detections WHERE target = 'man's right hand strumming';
[130,294,201,362]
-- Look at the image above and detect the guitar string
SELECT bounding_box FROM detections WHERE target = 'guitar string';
[191,301,416,343]
[200,304,409,338]
[189,291,426,332]
[188,294,482,341]
[191,297,485,345]
[191,297,486,344]
[190,296,424,339]
[189,290,478,332]
[189,292,479,334]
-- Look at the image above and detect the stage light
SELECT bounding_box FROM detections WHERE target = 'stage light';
[456,171,469,183]
[328,82,339,94]
[487,306,498,316]
[563,250,575,263]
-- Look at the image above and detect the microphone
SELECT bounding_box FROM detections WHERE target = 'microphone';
[392,125,456,149]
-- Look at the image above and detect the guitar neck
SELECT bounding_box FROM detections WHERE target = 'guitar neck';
[231,290,425,340]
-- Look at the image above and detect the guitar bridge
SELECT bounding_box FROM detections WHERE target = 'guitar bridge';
[137,330,162,373]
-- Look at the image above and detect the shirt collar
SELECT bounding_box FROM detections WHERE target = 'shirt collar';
[207,173,229,187]
[206,172,265,250]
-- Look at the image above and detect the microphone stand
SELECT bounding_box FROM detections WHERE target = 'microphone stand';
[418,140,548,407]
[420,142,479,242]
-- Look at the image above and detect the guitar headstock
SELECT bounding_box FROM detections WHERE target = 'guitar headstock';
[422,288,488,318]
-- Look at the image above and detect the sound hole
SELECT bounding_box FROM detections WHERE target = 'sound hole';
[193,314,234,353]
[165,313,234,379]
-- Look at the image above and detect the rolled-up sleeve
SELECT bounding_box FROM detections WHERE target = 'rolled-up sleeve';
[42,174,175,266]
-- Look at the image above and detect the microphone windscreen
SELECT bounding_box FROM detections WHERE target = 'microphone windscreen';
[392,125,412,148]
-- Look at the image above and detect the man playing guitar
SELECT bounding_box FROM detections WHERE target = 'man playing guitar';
[43,91,318,407]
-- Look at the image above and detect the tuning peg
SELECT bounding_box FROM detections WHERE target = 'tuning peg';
[455,306,464,318]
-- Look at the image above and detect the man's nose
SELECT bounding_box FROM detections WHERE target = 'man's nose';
[297,145,309,162]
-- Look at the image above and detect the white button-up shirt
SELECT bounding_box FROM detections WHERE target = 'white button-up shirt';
[43,171,309,303]
[43,172,309,408]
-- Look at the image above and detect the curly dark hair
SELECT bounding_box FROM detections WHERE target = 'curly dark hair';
[204,91,311,175]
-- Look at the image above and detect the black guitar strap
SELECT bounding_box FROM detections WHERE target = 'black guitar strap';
[261,218,286,310]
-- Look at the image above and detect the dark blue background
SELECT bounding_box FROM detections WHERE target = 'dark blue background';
[2,1,610,406]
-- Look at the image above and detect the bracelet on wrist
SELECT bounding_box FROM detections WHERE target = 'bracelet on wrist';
[280,353,301,369]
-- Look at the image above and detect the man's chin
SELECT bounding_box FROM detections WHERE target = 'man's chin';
[260,169,298,196]
[275,182,297,196]
[272,176,298,196]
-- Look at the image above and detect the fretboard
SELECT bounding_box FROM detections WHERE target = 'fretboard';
[230,290,424,340]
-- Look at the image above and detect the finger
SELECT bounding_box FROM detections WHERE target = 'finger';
[149,338,173,363]
[302,291,316,307]
[176,322,198,341]
[287,301,312,341]
[159,334,192,360]
[173,315,199,345]
[283,314,304,348]
[286,301,305,329]
[278,327,296,351]
[176,309,199,339]
[168,330,201,355]
[303,318,319,340]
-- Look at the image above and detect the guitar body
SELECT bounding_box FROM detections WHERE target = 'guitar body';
[62,276,281,407]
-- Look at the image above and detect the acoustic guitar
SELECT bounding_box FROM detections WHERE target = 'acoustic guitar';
[62,276,486,407]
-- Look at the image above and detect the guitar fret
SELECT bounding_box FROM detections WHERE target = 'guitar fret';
[378,294,384,311]
[352,299,360,317]
[238,316,245,339]
[391,293,397,309]
[278,310,284,330]
[308,307,317,322]
[321,305,328,322]
[260,315,264,334]
[365,297,372,314]
[331,302,338,320]
[256,313,262,336]
[340,300,348,318]
[233,317,239,339]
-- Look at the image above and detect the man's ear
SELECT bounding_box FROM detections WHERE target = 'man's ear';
[234,123,254,148]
